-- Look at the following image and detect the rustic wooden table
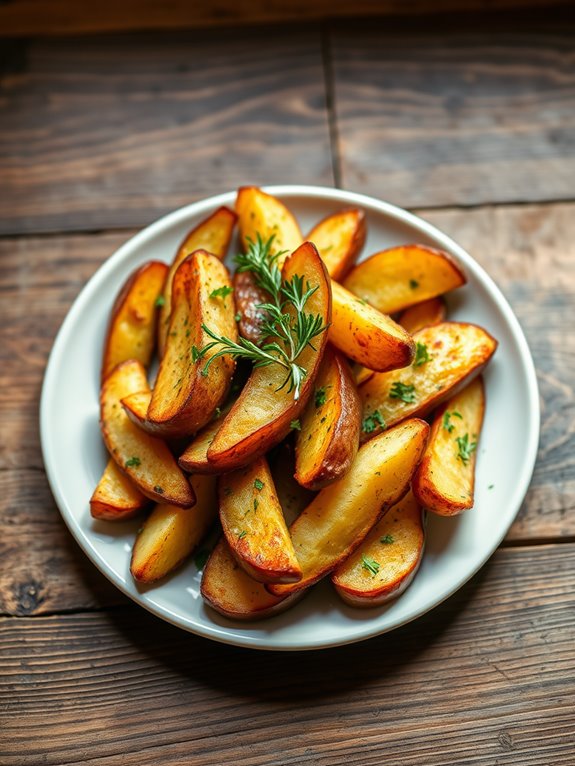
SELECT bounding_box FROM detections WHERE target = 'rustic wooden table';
[1,6,574,765]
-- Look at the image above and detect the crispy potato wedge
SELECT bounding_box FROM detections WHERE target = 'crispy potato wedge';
[412,377,485,515]
[130,475,217,583]
[101,261,168,382]
[235,186,302,256]
[90,459,149,521]
[158,206,237,357]
[205,242,331,473]
[268,418,429,598]
[121,390,151,428]
[329,281,415,371]
[360,322,497,440]
[294,346,361,490]
[332,490,425,607]
[343,244,466,315]
[147,251,237,437]
[306,208,366,281]
[218,457,302,583]
[100,360,195,507]
[201,538,303,621]
[399,296,446,334]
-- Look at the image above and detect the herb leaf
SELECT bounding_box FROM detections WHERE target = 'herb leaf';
[413,342,431,367]
[290,419,301,431]
[210,285,233,300]
[409,279,419,289]
[254,478,264,491]
[154,295,165,308]
[456,433,477,465]
[361,554,380,576]
[362,409,386,433]
[238,530,247,540]
[125,456,141,468]
[380,534,394,544]
[314,386,328,408]
[389,382,417,403]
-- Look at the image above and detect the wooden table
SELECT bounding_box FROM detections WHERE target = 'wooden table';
[1,6,574,765]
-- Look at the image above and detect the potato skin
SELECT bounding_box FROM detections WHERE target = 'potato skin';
[90,459,149,521]
[412,377,485,516]
[306,208,366,281]
[232,270,269,343]
[101,260,168,382]
[295,346,361,490]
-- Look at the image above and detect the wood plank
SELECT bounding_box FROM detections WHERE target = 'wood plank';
[0,201,573,615]
[1,544,573,765]
[0,0,572,37]
[331,10,575,208]
[0,31,332,235]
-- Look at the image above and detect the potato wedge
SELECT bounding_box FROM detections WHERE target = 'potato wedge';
[158,206,237,357]
[235,186,302,256]
[121,390,151,428]
[233,270,269,344]
[130,475,217,583]
[332,490,425,607]
[294,346,361,490]
[218,457,302,583]
[306,208,366,281]
[101,260,168,382]
[205,241,331,473]
[399,296,446,335]
[267,418,429,598]
[343,244,466,315]
[90,459,149,521]
[360,322,497,440]
[177,405,231,473]
[100,359,195,507]
[201,538,303,621]
[412,377,485,515]
[329,281,415,372]
[147,251,237,437]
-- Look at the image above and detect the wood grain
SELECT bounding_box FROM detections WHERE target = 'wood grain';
[0,31,332,235]
[1,544,573,765]
[331,11,575,208]
[0,0,571,36]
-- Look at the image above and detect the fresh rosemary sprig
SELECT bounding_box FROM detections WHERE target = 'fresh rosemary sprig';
[196,234,327,400]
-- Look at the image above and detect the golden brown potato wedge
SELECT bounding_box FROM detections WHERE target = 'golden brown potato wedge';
[100,360,195,507]
[294,346,361,490]
[121,390,151,428]
[232,270,269,344]
[205,241,331,473]
[146,251,237,437]
[130,475,217,583]
[201,538,303,621]
[235,186,302,256]
[218,457,302,584]
[412,377,485,516]
[343,244,466,315]
[158,206,237,357]
[101,260,168,382]
[267,418,429,598]
[329,281,415,371]
[399,296,446,334]
[90,459,149,521]
[306,208,366,281]
[332,490,425,607]
[360,322,497,440]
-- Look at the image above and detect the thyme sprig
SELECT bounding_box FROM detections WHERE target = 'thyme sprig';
[196,234,327,400]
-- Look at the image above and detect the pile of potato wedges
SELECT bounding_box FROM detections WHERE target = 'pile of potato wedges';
[91,187,497,619]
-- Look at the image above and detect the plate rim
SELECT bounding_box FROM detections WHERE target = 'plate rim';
[40,184,540,651]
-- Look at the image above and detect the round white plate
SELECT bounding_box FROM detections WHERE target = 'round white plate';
[40,186,539,651]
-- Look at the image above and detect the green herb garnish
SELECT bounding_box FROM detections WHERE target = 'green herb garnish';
[290,419,301,431]
[314,386,329,408]
[380,534,394,544]
[154,295,165,308]
[153,485,164,494]
[210,285,233,300]
[409,279,419,289]
[413,342,431,367]
[125,456,141,468]
[238,530,247,540]
[389,382,416,403]
[254,478,264,491]
[362,555,380,576]
[362,410,386,433]
[456,433,477,465]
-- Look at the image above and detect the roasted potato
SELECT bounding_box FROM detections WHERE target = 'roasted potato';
[343,244,466,315]
[100,360,195,507]
[146,251,237,437]
[158,206,237,357]
[90,459,149,521]
[130,475,217,583]
[101,260,168,382]
[218,457,302,584]
[294,346,361,490]
[306,208,366,280]
[268,418,429,598]
[235,186,302,256]
[332,490,425,607]
[360,322,497,440]
[399,296,446,334]
[205,241,331,473]
[177,405,231,473]
[412,377,485,516]
[233,270,269,343]
[329,281,415,372]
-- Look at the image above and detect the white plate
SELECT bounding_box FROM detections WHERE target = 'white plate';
[40,186,539,651]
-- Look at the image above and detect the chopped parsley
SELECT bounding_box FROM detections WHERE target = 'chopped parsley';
[409,279,419,289]
[254,478,264,491]
[362,409,386,433]
[253,498,259,512]
[456,433,477,465]
[125,456,141,468]
[314,386,328,408]
[413,342,431,367]
[153,485,164,495]
[234,312,242,322]
[361,554,380,576]
[290,419,301,431]
[154,295,165,308]
[442,410,462,433]
[488,484,495,490]
[238,530,247,540]
[389,382,416,403]
[380,534,394,544]
[193,548,211,570]
[210,285,233,300]
[191,345,202,362]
